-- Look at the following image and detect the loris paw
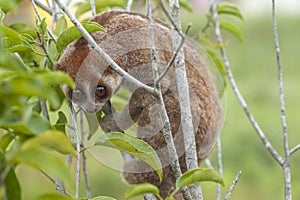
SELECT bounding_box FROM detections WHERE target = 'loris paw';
[99,114,123,133]
[122,159,167,186]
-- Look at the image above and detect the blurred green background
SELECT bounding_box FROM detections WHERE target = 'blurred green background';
[12,0,300,200]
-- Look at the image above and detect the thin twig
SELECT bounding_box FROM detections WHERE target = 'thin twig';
[158,0,184,38]
[69,103,81,199]
[66,110,74,167]
[80,111,92,198]
[54,0,156,96]
[205,159,214,169]
[126,0,134,11]
[155,24,191,84]
[36,30,54,66]
[271,1,291,199]
[224,170,242,200]
[33,0,53,15]
[216,138,223,200]
[169,0,202,199]
[89,0,96,16]
[290,144,300,156]
[146,1,190,199]
[209,0,284,166]
[42,0,57,68]
[31,0,57,43]
[39,100,50,120]
[41,170,71,196]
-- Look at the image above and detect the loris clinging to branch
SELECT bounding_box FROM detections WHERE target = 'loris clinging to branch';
[54,10,224,199]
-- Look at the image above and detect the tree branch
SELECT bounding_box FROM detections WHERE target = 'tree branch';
[209,0,284,166]
[271,1,291,199]
[32,0,53,15]
[224,170,242,200]
[80,111,92,199]
[69,103,81,199]
[169,0,202,199]
[216,138,223,200]
[89,0,96,16]
[290,144,300,156]
[146,1,190,199]
[54,0,156,96]
[126,0,134,11]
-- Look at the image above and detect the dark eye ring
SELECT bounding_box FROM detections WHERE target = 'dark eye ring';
[95,85,107,99]
[69,88,85,100]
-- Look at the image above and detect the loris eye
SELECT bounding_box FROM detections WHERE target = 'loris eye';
[95,85,107,99]
[69,88,85,100]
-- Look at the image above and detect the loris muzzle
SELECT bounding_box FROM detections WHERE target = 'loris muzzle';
[54,10,224,199]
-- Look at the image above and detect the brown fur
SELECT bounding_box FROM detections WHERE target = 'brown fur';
[54,10,223,199]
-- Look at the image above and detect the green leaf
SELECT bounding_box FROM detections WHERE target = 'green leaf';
[53,16,68,36]
[220,22,243,42]
[125,183,160,199]
[95,132,163,181]
[22,130,76,155]
[37,193,73,200]
[36,70,74,90]
[12,147,74,190]
[217,3,243,21]
[0,133,14,151]
[4,168,21,200]
[3,39,34,53]
[38,18,47,36]
[0,25,22,42]
[179,0,192,12]
[75,0,126,18]
[0,108,52,135]
[56,21,105,53]
[0,51,29,72]
[0,70,73,110]
[175,168,224,192]
[165,197,174,200]
[0,150,5,171]
[90,196,117,200]
[0,9,4,25]
[54,111,68,132]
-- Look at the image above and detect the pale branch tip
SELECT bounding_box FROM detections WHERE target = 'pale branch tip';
[126,0,134,11]
[89,0,96,16]
[224,170,242,200]
[205,159,214,169]
[289,144,300,156]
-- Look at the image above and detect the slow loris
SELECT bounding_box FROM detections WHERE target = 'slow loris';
[54,10,224,199]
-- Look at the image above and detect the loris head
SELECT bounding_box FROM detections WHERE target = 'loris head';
[54,37,123,113]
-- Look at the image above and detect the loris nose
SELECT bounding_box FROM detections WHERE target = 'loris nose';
[85,107,100,113]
